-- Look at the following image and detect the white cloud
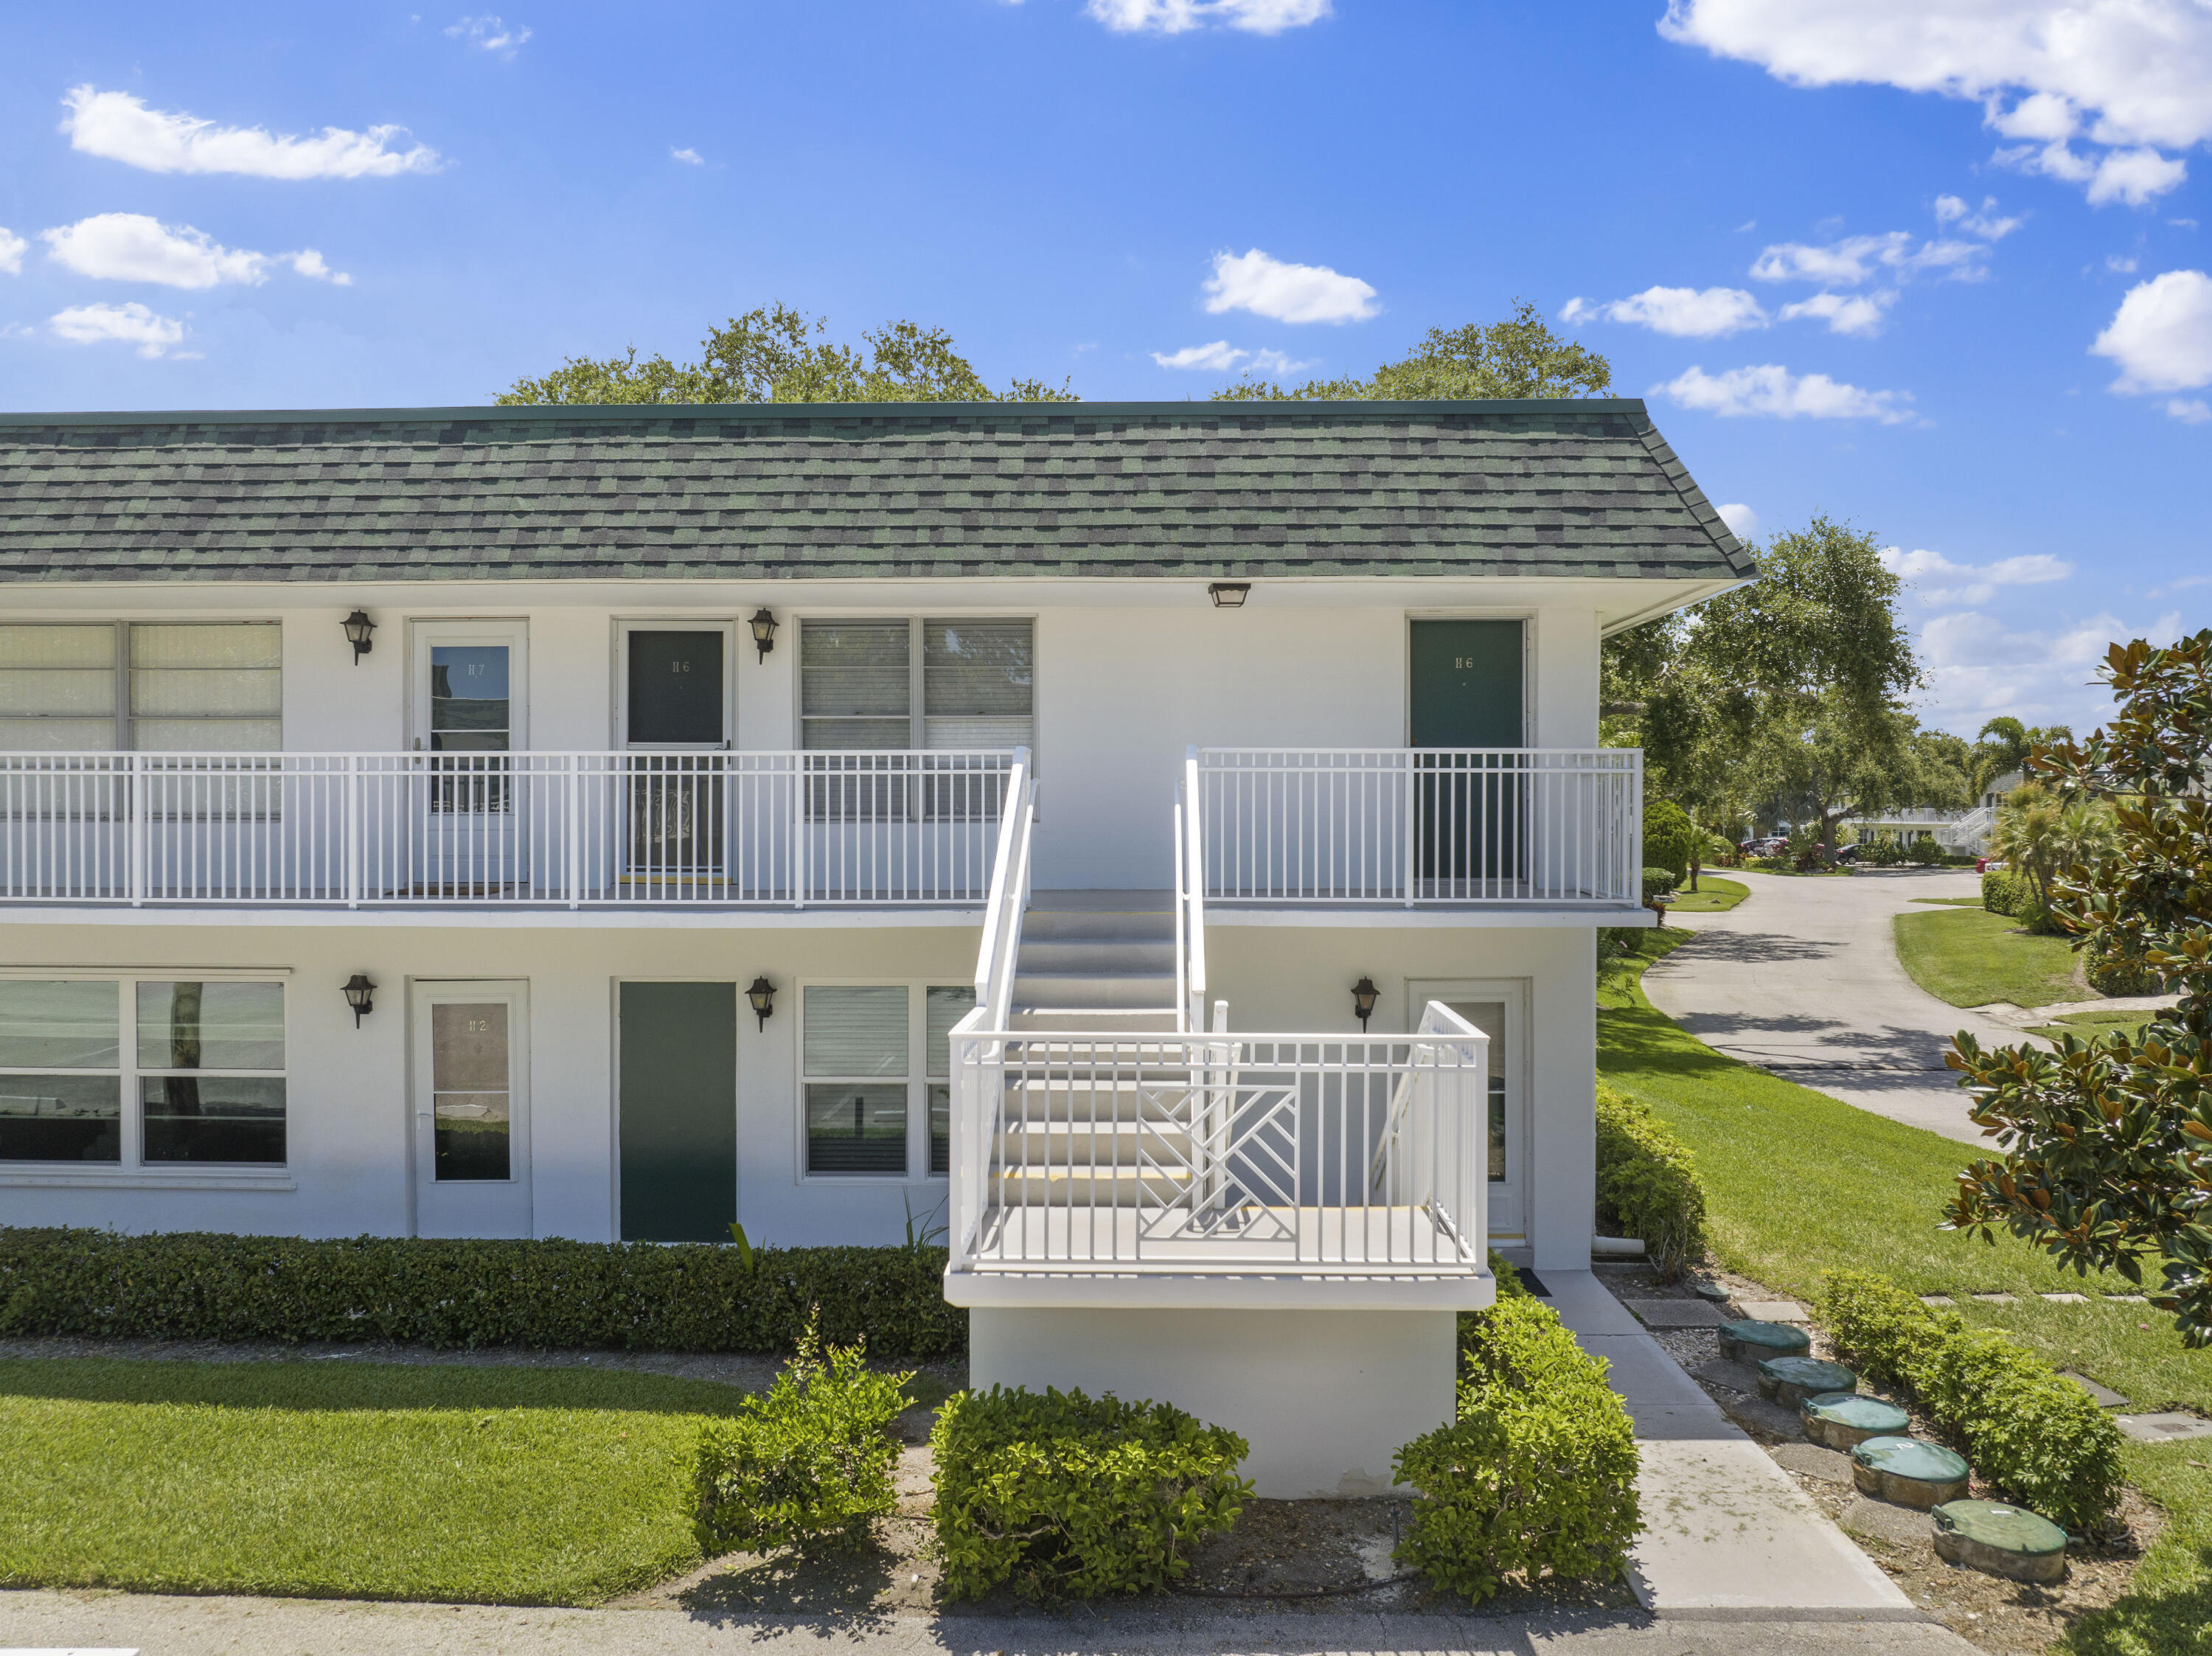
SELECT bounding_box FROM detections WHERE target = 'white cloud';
[1154,340,1246,370]
[59,86,438,179]
[671,147,703,165]
[1653,363,1916,423]
[1658,0,2210,207]
[1776,289,1896,336]
[2168,397,2211,422]
[448,15,532,55]
[1560,285,1767,338]
[1715,502,1761,541]
[1151,340,1310,375]
[0,227,24,275]
[1880,546,2075,607]
[1933,193,2023,239]
[1997,139,2189,205]
[2107,253,2140,273]
[1085,0,1328,32]
[1751,229,1993,285]
[287,249,352,285]
[1919,606,2183,731]
[2091,268,2212,393]
[49,301,186,358]
[41,214,268,288]
[1202,248,1377,324]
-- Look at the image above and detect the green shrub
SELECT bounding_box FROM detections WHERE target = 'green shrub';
[931,1385,1249,1601]
[1396,1296,1639,1603]
[1822,1270,2123,1531]
[1595,1082,1708,1279]
[695,1317,912,1556]
[1862,837,1906,867]
[1643,800,1697,885]
[0,1228,964,1357]
[2086,930,2162,997]
[1904,834,1947,866]
[1640,866,1677,904]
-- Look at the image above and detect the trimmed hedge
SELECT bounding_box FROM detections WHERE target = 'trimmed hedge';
[695,1321,913,1556]
[1822,1270,2123,1531]
[932,1385,1251,1601]
[1396,1295,1641,1603]
[0,1228,964,1357]
[1596,1082,1709,1279]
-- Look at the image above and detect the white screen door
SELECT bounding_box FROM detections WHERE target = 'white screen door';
[408,622,528,896]
[411,980,531,1237]
[1410,981,1524,1239]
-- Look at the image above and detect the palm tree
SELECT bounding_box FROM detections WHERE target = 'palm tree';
[1992,782,2114,922]
[1970,717,2074,801]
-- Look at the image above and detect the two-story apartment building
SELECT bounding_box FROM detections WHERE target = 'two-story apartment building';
[0,399,1750,1492]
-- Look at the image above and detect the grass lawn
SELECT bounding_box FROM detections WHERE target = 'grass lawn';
[1910,896,1987,907]
[2028,1007,2168,1046]
[1894,904,2090,1009]
[1667,875,1748,914]
[1600,929,2212,1653]
[0,1358,759,1604]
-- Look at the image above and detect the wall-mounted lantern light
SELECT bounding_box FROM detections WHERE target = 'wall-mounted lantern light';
[748,608,779,662]
[341,610,377,663]
[745,975,777,1031]
[1208,582,1251,609]
[342,973,378,1027]
[1350,975,1380,1032]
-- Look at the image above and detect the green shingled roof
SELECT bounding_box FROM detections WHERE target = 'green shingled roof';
[0,398,1754,585]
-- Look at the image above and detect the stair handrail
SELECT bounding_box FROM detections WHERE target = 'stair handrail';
[1182,745,1208,1037]
[972,746,1034,1029]
[1368,999,1486,1203]
[952,745,1033,1271]
[1174,787,1189,1034]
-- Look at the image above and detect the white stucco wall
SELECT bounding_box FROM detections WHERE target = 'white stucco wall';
[970,1305,1455,1498]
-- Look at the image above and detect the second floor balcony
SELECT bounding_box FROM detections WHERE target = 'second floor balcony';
[0,745,1644,916]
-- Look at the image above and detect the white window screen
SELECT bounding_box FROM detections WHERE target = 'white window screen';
[924,622,1032,751]
[130,625,281,752]
[803,984,910,1175]
[801,622,910,751]
[0,624,279,753]
[0,625,119,751]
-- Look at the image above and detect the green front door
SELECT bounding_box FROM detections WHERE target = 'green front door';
[1409,621,1526,886]
[619,981,737,1242]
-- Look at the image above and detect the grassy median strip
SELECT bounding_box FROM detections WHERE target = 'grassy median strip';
[0,1358,751,1604]
[1601,929,2212,1653]
[1893,904,2087,1009]
[1666,875,1749,914]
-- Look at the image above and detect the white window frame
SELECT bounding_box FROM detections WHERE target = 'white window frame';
[409,978,532,1197]
[793,614,1037,758]
[793,977,970,1184]
[0,966,293,1188]
[0,620,284,752]
[612,618,737,751]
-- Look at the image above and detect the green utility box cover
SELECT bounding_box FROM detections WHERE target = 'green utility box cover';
[1757,1355,1858,1408]
[1719,1318,1812,1365]
[1801,1391,1910,1451]
[1933,1500,2068,1584]
[1852,1436,1971,1510]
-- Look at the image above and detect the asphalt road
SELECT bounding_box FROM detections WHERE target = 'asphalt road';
[1642,868,2029,1147]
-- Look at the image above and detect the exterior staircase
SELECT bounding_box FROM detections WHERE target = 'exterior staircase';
[990,891,1193,1217]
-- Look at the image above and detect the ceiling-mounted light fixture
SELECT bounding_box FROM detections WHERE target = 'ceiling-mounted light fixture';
[341,610,377,663]
[1208,582,1251,609]
[748,608,779,663]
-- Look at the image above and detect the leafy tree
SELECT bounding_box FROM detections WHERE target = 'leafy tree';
[1990,781,2115,926]
[1944,632,2212,1346]
[1643,799,1698,887]
[1969,716,2073,800]
[1746,699,1970,852]
[500,302,1075,406]
[1211,301,1612,402]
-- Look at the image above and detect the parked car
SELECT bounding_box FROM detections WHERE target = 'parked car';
[1834,843,1861,864]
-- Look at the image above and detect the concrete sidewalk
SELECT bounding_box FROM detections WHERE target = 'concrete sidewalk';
[1543,1272,1919,1621]
[1646,868,2015,1146]
[0,1588,1980,1656]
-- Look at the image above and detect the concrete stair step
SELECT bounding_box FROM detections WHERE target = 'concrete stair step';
[1015,939,1176,973]
[994,1165,1192,1204]
[995,1121,1194,1163]
[1012,973,1180,1009]
[1001,1076,1191,1120]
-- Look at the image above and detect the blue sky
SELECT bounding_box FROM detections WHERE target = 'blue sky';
[3,1,2208,738]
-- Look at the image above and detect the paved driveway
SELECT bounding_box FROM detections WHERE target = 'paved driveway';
[1643,868,2028,1147]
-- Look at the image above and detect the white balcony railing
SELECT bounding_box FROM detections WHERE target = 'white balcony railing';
[947,1000,1488,1276]
[1196,747,1643,906]
[0,750,1018,908]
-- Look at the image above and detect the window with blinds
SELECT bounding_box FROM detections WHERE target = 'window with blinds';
[799,619,1032,752]
[799,981,971,1178]
[0,624,280,752]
